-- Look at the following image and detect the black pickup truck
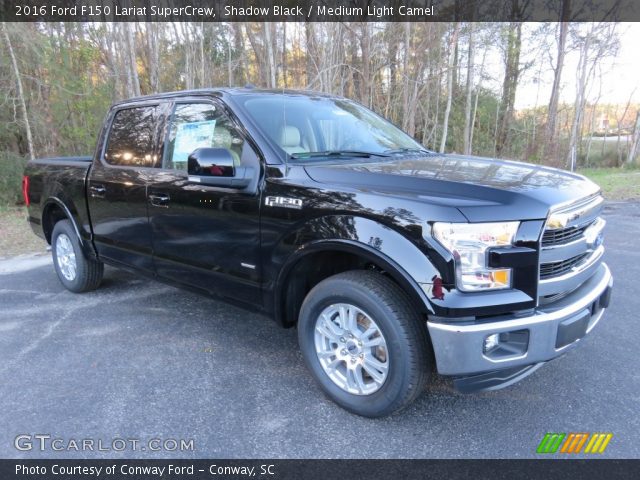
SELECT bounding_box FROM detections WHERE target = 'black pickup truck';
[24,88,612,417]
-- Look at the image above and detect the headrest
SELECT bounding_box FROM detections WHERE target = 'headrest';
[279,125,301,147]
[213,127,233,148]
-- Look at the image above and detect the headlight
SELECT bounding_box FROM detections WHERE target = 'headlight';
[431,222,519,291]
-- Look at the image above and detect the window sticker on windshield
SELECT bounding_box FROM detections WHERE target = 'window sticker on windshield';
[173,120,216,164]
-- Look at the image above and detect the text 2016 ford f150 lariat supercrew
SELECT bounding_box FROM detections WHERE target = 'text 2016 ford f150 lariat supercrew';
[23,88,612,417]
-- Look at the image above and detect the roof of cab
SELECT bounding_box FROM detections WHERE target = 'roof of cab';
[112,87,338,106]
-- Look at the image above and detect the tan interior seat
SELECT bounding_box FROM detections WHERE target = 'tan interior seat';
[278,126,308,155]
[213,127,241,166]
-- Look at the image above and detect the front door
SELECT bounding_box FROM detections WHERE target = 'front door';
[147,100,263,305]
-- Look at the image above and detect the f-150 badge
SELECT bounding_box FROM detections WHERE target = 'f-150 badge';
[265,196,303,209]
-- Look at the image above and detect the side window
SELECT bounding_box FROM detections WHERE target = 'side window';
[162,103,246,171]
[104,106,158,167]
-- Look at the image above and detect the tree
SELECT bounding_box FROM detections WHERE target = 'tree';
[469,36,490,154]
[263,22,277,88]
[495,21,522,157]
[0,18,634,199]
[439,22,460,153]
[543,1,571,165]
[124,22,141,97]
[463,22,475,155]
[628,111,640,164]
[1,22,34,161]
[566,23,619,170]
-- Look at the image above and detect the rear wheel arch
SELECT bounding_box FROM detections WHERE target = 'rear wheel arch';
[275,240,432,328]
[42,198,83,245]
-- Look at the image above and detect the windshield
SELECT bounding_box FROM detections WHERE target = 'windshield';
[236,94,424,160]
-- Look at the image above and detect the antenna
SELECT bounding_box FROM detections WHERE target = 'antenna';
[282,83,288,171]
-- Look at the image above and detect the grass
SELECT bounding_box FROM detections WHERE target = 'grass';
[578,168,640,201]
[579,135,632,168]
[0,206,48,259]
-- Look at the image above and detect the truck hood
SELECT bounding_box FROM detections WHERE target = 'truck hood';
[303,154,601,222]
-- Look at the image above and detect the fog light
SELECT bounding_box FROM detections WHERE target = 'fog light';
[484,333,500,353]
[483,329,530,359]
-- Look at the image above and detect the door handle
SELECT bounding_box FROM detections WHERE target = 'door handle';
[148,193,170,208]
[89,185,106,198]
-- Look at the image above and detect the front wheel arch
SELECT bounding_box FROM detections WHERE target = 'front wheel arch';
[275,240,432,328]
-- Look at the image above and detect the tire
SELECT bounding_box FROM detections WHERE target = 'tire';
[298,270,431,417]
[51,219,103,293]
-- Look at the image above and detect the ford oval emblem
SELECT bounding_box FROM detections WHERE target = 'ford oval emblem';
[591,232,603,249]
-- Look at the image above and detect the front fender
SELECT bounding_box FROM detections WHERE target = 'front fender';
[271,215,441,322]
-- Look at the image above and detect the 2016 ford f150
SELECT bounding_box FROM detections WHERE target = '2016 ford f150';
[23,88,613,417]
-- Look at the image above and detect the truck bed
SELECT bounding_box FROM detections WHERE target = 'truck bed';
[24,156,94,245]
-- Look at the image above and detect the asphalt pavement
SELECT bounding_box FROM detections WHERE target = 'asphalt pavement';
[1,201,639,459]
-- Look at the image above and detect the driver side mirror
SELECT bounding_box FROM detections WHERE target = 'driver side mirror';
[188,147,235,178]
[187,147,255,189]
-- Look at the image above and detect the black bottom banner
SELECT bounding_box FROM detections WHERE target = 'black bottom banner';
[1,459,638,480]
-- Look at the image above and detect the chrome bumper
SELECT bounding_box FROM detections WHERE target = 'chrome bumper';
[427,263,612,376]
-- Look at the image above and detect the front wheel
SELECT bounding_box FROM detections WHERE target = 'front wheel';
[298,271,431,417]
[51,219,104,293]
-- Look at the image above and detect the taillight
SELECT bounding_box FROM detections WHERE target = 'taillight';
[22,175,30,207]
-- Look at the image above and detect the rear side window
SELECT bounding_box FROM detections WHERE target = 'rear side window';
[104,106,158,167]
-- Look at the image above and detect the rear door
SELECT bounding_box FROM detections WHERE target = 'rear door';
[87,103,165,272]
[147,99,263,305]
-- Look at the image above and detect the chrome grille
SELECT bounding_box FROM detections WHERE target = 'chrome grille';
[540,253,590,279]
[538,194,605,298]
[541,223,592,247]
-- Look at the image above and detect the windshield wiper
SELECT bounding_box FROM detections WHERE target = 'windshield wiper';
[383,147,434,155]
[290,150,390,159]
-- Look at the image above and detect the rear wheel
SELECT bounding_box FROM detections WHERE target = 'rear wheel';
[52,220,103,293]
[298,270,431,417]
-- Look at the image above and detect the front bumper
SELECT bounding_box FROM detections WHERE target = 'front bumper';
[427,263,612,379]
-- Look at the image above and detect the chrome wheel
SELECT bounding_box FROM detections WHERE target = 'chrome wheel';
[55,233,77,281]
[314,303,389,395]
